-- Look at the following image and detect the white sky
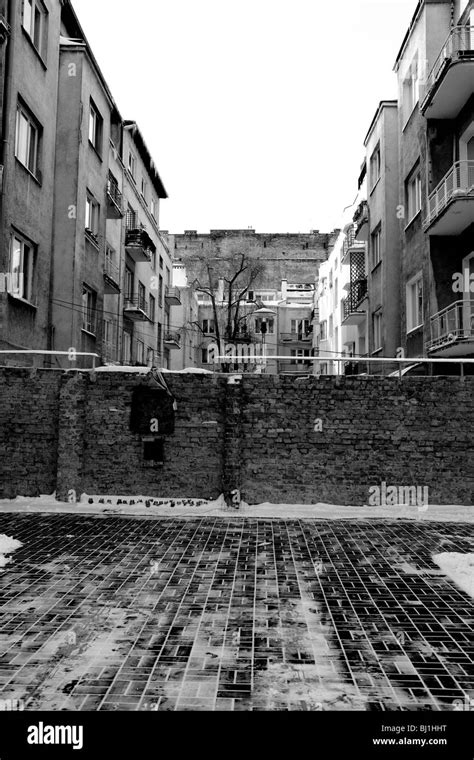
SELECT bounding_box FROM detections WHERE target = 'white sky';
[72,0,417,234]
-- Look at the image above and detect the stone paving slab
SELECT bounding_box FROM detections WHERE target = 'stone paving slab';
[0,514,472,711]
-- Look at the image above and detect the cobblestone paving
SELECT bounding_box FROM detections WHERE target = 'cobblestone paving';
[0,514,472,711]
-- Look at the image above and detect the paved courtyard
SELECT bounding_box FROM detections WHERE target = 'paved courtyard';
[0,514,473,711]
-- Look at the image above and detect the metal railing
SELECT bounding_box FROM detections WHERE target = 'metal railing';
[342,228,365,259]
[424,160,474,229]
[342,279,368,319]
[280,331,313,342]
[124,295,150,315]
[164,331,181,345]
[106,175,123,210]
[212,353,474,377]
[423,25,474,101]
[0,350,99,368]
[428,300,474,351]
[164,286,181,302]
[104,257,120,283]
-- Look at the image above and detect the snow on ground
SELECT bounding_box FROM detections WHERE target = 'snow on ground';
[0,534,23,569]
[432,553,474,599]
[0,493,472,521]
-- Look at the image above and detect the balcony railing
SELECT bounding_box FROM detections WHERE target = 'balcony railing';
[103,257,120,293]
[164,286,181,306]
[421,26,474,117]
[106,175,124,218]
[123,296,151,321]
[342,228,365,260]
[125,212,156,262]
[342,279,368,322]
[423,160,474,233]
[427,300,474,352]
[164,331,181,348]
[224,327,253,343]
[353,200,369,241]
[280,331,313,342]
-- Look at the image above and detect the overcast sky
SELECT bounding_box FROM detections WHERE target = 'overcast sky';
[72,0,416,234]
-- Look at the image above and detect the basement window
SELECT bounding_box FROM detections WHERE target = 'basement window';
[142,437,164,465]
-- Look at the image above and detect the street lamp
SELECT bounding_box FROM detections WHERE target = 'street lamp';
[253,306,277,372]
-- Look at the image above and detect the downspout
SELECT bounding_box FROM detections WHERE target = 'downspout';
[0,0,13,352]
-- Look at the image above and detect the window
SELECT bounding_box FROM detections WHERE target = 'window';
[143,438,164,463]
[88,100,103,155]
[406,166,422,222]
[103,319,114,345]
[291,349,311,365]
[82,285,97,334]
[158,274,163,306]
[150,198,157,220]
[373,311,382,350]
[136,340,145,365]
[202,348,209,364]
[291,318,310,336]
[159,255,163,269]
[202,319,215,334]
[371,225,382,268]
[128,151,136,180]
[138,281,146,311]
[370,144,381,190]
[123,332,131,363]
[85,193,100,240]
[9,233,35,303]
[15,103,40,176]
[22,0,47,57]
[404,55,420,121]
[157,322,162,353]
[125,267,134,300]
[329,315,333,337]
[255,318,274,334]
[248,291,254,302]
[141,178,148,203]
[320,321,327,341]
[166,267,171,287]
[149,294,156,323]
[406,273,423,332]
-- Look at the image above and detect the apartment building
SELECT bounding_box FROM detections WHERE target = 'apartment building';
[121,122,170,369]
[315,220,365,376]
[196,279,315,374]
[0,0,172,369]
[166,262,199,372]
[0,0,63,361]
[360,100,401,368]
[395,0,474,365]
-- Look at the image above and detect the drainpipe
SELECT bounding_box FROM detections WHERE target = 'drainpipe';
[0,0,13,351]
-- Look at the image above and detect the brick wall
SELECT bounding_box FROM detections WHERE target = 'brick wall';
[0,369,473,505]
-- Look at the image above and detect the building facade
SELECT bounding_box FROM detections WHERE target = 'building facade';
[395,0,474,366]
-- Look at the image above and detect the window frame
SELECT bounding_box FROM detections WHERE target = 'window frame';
[405,164,422,224]
[85,191,100,242]
[372,310,383,351]
[371,225,382,269]
[15,101,41,178]
[9,231,36,304]
[406,272,424,333]
[82,284,97,336]
[88,99,103,156]
[369,144,381,192]
[22,0,48,59]
[128,151,137,180]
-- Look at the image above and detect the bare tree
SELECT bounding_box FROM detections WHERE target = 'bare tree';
[191,254,266,371]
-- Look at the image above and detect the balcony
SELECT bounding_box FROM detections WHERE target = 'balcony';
[164,331,181,349]
[123,296,152,322]
[342,279,368,326]
[224,327,253,344]
[164,286,181,306]
[103,258,120,294]
[280,331,313,343]
[106,175,124,219]
[423,161,474,235]
[277,361,312,375]
[427,300,474,356]
[125,212,156,263]
[342,227,366,261]
[353,200,369,241]
[421,26,474,119]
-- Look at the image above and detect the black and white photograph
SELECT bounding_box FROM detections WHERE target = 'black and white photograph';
[0,0,473,754]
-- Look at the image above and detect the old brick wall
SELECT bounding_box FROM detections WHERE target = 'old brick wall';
[0,369,61,498]
[0,370,473,505]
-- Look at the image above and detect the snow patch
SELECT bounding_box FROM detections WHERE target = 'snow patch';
[0,534,23,569]
[432,553,474,599]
